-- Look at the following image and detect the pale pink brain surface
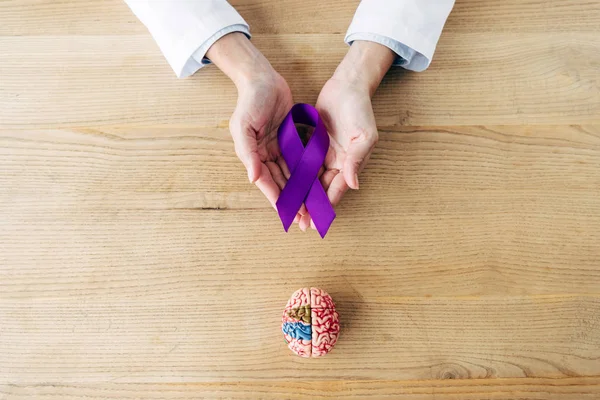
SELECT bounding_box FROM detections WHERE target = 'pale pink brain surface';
[281,287,340,357]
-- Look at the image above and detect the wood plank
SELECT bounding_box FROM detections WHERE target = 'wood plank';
[1,295,600,382]
[1,32,599,128]
[1,0,598,36]
[236,0,600,34]
[2,124,600,383]
[2,378,600,399]
[1,125,599,300]
[1,207,599,299]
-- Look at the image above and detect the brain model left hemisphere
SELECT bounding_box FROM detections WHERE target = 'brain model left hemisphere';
[281,287,340,357]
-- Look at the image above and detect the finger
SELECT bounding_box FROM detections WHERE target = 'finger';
[326,172,350,208]
[277,157,291,180]
[299,213,310,232]
[241,148,262,184]
[230,118,263,183]
[318,165,325,178]
[343,132,378,190]
[266,161,287,191]
[254,163,281,210]
[320,168,340,191]
[298,203,308,217]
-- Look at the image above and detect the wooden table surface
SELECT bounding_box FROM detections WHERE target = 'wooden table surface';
[1,0,600,399]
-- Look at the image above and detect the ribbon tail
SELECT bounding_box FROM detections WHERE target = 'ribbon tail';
[305,179,336,238]
[276,197,297,232]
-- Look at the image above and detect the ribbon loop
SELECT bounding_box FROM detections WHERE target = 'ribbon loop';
[276,104,336,238]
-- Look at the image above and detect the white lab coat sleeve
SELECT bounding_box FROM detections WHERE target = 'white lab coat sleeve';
[345,0,455,72]
[124,0,250,78]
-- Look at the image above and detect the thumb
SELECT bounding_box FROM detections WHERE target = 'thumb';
[241,149,262,184]
[230,119,262,183]
[342,132,378,190]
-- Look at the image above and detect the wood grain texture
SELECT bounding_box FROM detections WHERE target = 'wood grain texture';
[2,126,600,300]
[2,378,600,399]
[1,124,600,392]
[1,33,599,127]
[1,0,600,398]
[2,294,600,382]
[1,0,599,35]
[1,1,599,127]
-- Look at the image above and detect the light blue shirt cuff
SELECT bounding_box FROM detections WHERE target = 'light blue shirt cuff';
[346,32,417,69]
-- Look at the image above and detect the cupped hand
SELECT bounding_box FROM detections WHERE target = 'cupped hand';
[316,76,378,206]
[208,33,304,221]
[230,69,294,210]
[302,41,395,231]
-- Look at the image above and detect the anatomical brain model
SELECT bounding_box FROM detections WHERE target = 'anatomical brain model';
[281,287,340,357]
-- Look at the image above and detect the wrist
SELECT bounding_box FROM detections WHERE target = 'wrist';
[206,32,275,89]
[332,40,395,97]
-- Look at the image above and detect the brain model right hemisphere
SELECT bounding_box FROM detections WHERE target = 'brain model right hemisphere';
[281,287,340,357]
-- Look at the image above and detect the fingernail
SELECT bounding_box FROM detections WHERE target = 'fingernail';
[248,170,253,183]
[354,174,359,190]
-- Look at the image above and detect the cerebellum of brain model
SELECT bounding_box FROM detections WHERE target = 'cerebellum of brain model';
[281,287,340,357]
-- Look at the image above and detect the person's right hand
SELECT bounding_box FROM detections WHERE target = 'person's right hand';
[229,69,294,210]
[208,33,305,221]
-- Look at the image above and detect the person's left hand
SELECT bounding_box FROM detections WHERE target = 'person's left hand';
[300,76,377,230]
[298,41,395,231]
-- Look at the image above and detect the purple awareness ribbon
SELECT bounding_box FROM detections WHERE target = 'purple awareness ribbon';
[276,103,336,238]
